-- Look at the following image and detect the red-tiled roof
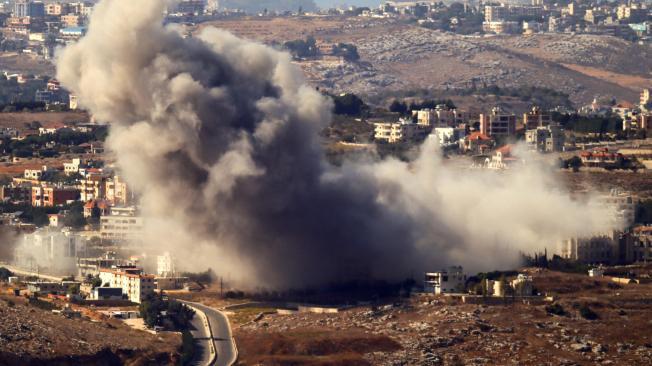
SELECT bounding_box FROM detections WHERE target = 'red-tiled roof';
[468,132,491,141]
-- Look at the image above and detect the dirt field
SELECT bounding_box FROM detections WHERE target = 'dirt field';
[0,111,90,134]
[233,268,652,366]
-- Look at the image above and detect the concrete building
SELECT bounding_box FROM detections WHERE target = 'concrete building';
[64,158,84,175]
[157,252,175,277]
[598,188,637,228]
[26,281,63,295]
[100,209,143,242]
[424,266,466,294]
[523,106,552,130]
[560,232,618,264]
[77,252,130,279]
[432,127,466,148]
[414,106,462,127]
[374,120,429,143]
[510,274,533,296]
[156,276,190,290]
[79,172,108,202]
[105,175,130,205]
[482,20,520,34]
[15,228,85,274]
[479,107,516,138]
[91,287,123,300]
[525,125,565,152]
[98,267,155,303]
[32,186,79,207]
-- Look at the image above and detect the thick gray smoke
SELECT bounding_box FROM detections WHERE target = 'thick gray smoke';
[57,0,617,289]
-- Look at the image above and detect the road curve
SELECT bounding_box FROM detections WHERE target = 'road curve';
[181,300,237,366]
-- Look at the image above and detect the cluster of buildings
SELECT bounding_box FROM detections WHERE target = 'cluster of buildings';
[558,189,652,265]
[15,250,190,303]
[349,1,652,41]
[424,266,534,297]
[374,104,566,160]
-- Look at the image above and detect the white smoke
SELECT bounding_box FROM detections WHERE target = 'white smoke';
[56,0,617,289]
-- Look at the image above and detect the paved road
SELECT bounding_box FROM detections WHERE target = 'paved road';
[185,304,215,366]
[181,301,237,366]
[1,264,64,282]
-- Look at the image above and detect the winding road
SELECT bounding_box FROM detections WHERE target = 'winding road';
[181,300,237,366]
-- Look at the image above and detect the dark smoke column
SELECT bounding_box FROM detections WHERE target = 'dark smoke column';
[56,0,443,288]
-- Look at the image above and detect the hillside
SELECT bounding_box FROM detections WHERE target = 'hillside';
[0,292,180,365]
[200,18,652,106]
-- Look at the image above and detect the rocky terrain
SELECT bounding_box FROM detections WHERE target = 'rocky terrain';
[234,269,652,365]
[202,17,652,106]
[0,293,180,365]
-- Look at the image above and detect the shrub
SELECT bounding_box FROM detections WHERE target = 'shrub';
[579,305,598,320]
[545,303,566,316]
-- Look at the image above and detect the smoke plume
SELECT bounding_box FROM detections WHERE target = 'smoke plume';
[56,0,617,288]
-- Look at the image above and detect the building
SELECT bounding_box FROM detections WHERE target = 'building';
[479,107,516,138]
[523,106,552,130]
[64,158,84,175]
[432,127,466,148]
[156,276,190,290]
[13,0,29,17]
[24,166,50,180]
[48,213,63,227]
[105,175,130,205]
[26,281,63,295]
[598,189,637,228]
[98,267,155,303]
[641,89,651,110]
[510,274,533,296]
[482,21,520,34]
[77,252,131,279]
[100,209,143,242]
[80,173,108,202]
[463,132,493,154]
[0,185,32,203]
[525,125,565,152]
[374,120,429,143]
[14,228,85,274]
[32,186,80,207]
[484,5,508,22]
[157,252,175,277]
[61,14,81,28]
[579,148,623,168]
[414,106,462,127]
[560,232,618,264]
[91,287,124,300]
[424,266,466,294]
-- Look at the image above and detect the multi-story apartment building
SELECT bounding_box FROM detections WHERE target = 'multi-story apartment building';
[100,209,143,242]
[99,267,155,303]
[523,106,552,130]
[79,173,108,202]
[424,266,466,294]
[560,232,618,264]
[525,125,565,152]
[374,120,429,143]
[479,107,516,138]
[105,175,130,205]
[31,186,80,207]
[14,228,84,274]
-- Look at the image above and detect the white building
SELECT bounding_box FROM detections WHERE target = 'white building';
[424,266,466,294]
[374,120,429,143]
[24,166,50,180]
[560,232,618,264]
[64,158,84,175]
[99,267,155,303]
[432,127,466,148]
[157,252,175,277]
